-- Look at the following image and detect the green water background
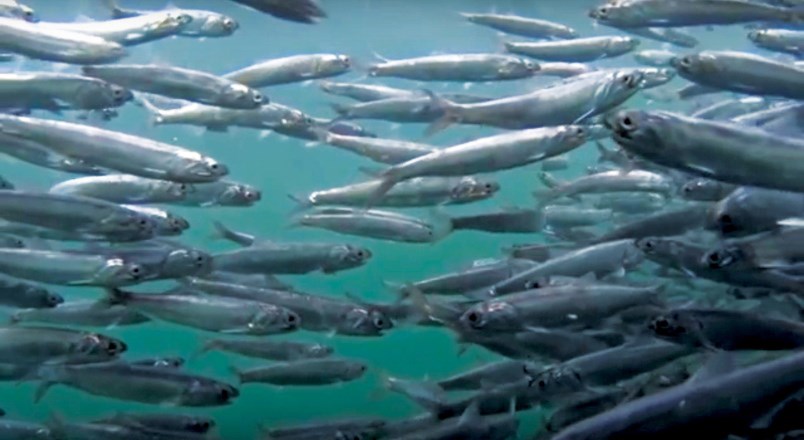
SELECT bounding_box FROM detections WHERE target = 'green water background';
[0,1,758,438]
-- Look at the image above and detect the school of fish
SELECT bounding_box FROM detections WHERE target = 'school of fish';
[0,0,801,438]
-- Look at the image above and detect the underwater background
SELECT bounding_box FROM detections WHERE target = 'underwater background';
[0,1,769,439]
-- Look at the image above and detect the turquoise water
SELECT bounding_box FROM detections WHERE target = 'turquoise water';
[0,1,771,439]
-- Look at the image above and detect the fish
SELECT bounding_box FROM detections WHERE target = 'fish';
[200,338,333,361]
[0,114,228,183]
[142,100,310,132]
[748,28,804,56]
[589,0,804,28]
[0,274,61,309]
[0,325,126,365]
[49,175,189,204]
[226,0,326,24]
[231,358,367,386]
[83,64,264,109]
[608,109,804,194]
[292,176,499,209]
[11,300,150,328]
[37,12,190,46]
[368,53,540,82]
[176,180,261,207]
[0,16,126,64]
[460,12,578,39]
[105,287,300,335]
[101,1,238,38]
[293,207,447,243]
[0,72,132,112]
[34,361,239,406]
[672,51,804,100]
[224,54,351,87]
[505,36,639,62]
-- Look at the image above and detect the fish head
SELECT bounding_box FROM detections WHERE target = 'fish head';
[219,183,261,206]
[707,196,750,236]
[0,234,25,248]
[556,125,590,151]
[74,332,127,358]
[326,54,352,73]
[343,362,369,380]
[450,177,500,203]
[526,365,585,397]
[588,2,640,26]
[181,157,229,182]
[337,245,373,267]
[594,71,643,111]
[340,307,391,336]
[250,305,300,334]
[164,181,191,200]
[609,36,640,53]
[607,109,661,154]
[101,260,148,286]
[648,310,699,343]
[701,245,741,269]
[460,301,519,332]
[38,287,64,308]
[671,52,719,77]
[164,249,213,277]
[183,417,215,434]
[634,237,676,260]
[200,14,239,36]
[155,213,190,236]
[747,29,771,45]
[306,343,334,358]
[680,178,715,201]
[183,381,239,406]
[638,68,675,89]
[222,83,264,109]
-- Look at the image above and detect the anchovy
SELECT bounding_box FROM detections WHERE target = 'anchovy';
[145,100,309,132]
[0,274,61,309]
[183,278,393,336]
[37,12,189,46]
[589,0,803,28]
[0,16,125,64]
[315,130,435,164]
[225,0,326,24]
[461,12,578,39]
[212,240,371,275]
[232,358,366,386]
[201,338,332,361]
[450,208,542,233]
[426,69,642,131]
[92,412,215,436]
[0,114,228,183]
[368,54,539,82]
[101,2,238,38]
[294,176,498,209]
[490,239,645,295]
[83,64,264,109]
[369,126,587,204]
[161,181,255,208]
[0,72,131,112]
[0,325,126,364]
[34,361,239,406]
[293,207,444,243]
[672,51,804,100]
[107,287,299,335]
[609,109,804,194]
[224,54,350,87]
[649,308,804,350]
[0,248,148,286]
[590,204,711,244]
[11,300,150,328]
[50,175,188,204]
[536,169,675,203]
[505,36,639,62]
[749,28,804,56]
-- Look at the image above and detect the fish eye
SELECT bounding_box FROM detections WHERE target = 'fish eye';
[466,311,480,324]
[210,163,219,170]
[340,56,351,67]
[131,266,141,275]
[680,56,692,67]
[718,214,733,225]
[179,183,187,191]
[196,255,206,263]
[373,316,385,328]
[253,92,263,103]
[47,294,62,306]
[682,185,692,194]
[620,115,635,130]
[653,318,670,330]
[286,313,297,325]
[707,252,721,264]
[218,388,230,401]
[112,88,123,97]
[138,219,148,226]
[537,379,547,389]
[223,18,235,29]
[526,280,541,289]
[355,250,365,258]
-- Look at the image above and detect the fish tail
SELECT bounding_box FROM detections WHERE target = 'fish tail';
[228,365,244,385]
[135,95,166,126]
[210,221,254,246]
[329,102,352,118]
[286,194,313,214]
[197,339,221,356]
[102,288,130,306]
[421,89,461,137]
[99,0,127,18]
[365,169,401,209]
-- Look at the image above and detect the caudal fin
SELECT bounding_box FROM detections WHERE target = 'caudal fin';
[421,89,462,137]
[134,95,166,126]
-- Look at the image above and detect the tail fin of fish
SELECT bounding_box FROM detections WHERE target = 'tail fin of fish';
[99,0,136,19]
[329,102,352,118]
[101,288,131,306]
[134,95,166,126]
[421,89,462,137]
[364,167,402,209]
[227,365,244,385]
[210,221,255,247]
[382,375,446,414]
